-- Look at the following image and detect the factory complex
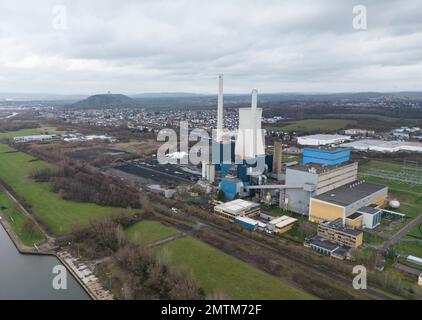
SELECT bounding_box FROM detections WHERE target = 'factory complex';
[166,75,410,261]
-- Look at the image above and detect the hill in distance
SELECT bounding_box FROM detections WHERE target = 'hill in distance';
[70,93,137,109]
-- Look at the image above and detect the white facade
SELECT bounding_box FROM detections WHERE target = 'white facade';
[235,90,265,159]
[13,134,56,143]
[342,139,422,153]
[201,162,215,183]
[216,74,224,142]
[297,134,351,146]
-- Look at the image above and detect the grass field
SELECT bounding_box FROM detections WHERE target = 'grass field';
[363,232,385,245]
[407,223,422,239]
[395,239,422,257]
[155,236,314,300]
[266,119,356,132]
[0,126,61,139]
[0,192,45,246]
[125,220,179,244]
[0,143,121,235]
[359,160,422,217]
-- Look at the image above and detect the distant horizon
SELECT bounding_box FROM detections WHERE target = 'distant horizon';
[1,1,422,94]
[2,89,422,101]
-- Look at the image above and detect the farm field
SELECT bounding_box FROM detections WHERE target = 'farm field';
[0,143,121,235]
[125,220,179,244]
[0,126,61,139]
[155,236,314,300]
[266,119,356,132]
[0,191,45,246]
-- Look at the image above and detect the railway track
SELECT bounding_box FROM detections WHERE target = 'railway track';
[190,216,395,300]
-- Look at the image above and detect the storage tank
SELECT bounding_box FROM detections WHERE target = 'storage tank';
[389,200,401,209]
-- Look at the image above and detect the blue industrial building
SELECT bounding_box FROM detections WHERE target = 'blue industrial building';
[303,147,350,166]
[234,217,258,231]
[220,177,244,200]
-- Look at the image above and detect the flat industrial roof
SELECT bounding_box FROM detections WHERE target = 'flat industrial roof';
[347,212,362,220]
[215,199,260,215]
[304,146,350,153]
[319,219,363,236]
[358,206,381,215]
[307,236,339,251]
[288,161,355,174]
[342,139,422,152]
[269,215,297,228]
[313,181,387,207]
[299,134,350,141]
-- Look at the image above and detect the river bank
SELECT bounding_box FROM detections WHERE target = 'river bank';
[0,220,90,299]
[0,215,111,299]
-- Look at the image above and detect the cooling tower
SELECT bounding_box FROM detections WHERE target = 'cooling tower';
[235,89,265,160]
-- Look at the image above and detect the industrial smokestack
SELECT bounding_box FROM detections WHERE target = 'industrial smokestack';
[251,89,258,157]
[216,74,224,142]
[273,141,283,180]
[251,88,257,112]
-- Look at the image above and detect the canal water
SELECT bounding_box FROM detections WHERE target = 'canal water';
[0,225,90,300]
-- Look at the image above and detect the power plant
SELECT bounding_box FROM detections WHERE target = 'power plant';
[200,75,389,247]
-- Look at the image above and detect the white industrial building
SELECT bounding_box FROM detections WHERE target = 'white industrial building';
[342,139,422,153]
[297,134,351,146]
[13,134,57,143]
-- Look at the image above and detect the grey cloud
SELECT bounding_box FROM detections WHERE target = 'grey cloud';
[0,0,421,94]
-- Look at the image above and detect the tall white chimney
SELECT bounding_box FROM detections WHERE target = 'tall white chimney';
[216,74,224,142]
[251,89,258,158]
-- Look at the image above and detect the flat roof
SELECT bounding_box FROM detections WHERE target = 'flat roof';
[347,212,362,220]
[313,181,387,207]
[14,134,55,139]
[288,161,355,174]
[299,134,350,141]
[358,206,381,215]
[307,236,339,251]
[332,246,350,257]
[215,199,260,215]
[319,219,363,236]
[342,139,422,152]
[304,146,350,153]
[269,215,297,228]
[234,216,259,225]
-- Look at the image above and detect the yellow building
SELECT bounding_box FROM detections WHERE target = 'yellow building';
[214,199,261,221]
[309,181,388,225]
[317,219,363,248]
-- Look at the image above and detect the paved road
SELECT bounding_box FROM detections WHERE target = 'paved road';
[380,214,422,251]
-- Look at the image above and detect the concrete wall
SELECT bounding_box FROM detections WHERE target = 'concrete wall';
[316,162,358,195]
[285,168,318,214]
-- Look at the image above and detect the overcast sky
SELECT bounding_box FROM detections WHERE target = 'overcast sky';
[1,0,422,94]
